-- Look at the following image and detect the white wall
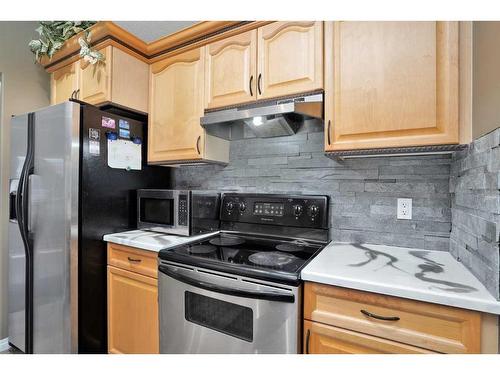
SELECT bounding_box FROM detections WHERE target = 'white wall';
[0,21,50,339]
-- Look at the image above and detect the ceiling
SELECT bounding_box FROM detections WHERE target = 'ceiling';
[115,21,198,43]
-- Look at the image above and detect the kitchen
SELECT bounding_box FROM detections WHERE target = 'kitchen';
[0,2,500,371]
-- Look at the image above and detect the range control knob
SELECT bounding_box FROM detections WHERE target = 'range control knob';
[226,201,235,212]
[293,204,303,217]
[239,202,247,212]
[308,204,319,217]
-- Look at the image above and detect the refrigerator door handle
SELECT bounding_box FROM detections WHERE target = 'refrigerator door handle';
[15,112,35,354]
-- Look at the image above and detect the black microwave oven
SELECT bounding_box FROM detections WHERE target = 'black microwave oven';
[137,189,220,236]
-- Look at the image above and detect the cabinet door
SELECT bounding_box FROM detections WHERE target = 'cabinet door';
[107,266,159,354]
[325,22,459,151]
[148,48,205,163]
[257,21,323,100]
[303,320,434,354]
[50,62,79,105]
[205,30,257,109]
[79,46,112,105]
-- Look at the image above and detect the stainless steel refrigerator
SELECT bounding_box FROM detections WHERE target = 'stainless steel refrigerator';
[8,101,171,353]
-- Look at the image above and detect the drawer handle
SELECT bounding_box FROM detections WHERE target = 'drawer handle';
[127,257,142,263]
[249,75,254,96]
[257,73,262,95]
[360,309,400,321]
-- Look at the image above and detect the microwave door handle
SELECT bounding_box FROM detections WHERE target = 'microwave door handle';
[159,265,295,303]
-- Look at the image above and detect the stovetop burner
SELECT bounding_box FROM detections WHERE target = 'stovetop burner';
[188,244,217,254]
[209,237,246,247]
[248,251,299,267]
[275,242,307,253]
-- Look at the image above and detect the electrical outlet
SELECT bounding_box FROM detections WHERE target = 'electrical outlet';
[397,198,412,220]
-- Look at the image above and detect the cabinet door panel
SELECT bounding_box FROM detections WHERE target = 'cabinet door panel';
[257,21,323,99]
[149,48,205,163]
[51,62,79,105]
[107,266,159,354]
[79,46,112,104]
[303,320,434,354]
[325,21,459,151]
[206,30,257,108]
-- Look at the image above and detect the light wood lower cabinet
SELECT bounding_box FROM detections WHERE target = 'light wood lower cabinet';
[50,46,149,113]
[324,21,459,152]
[304,282,483,354]
[303,320,435,354]
[107,243,158,354]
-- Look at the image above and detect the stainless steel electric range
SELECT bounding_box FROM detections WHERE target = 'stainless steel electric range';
[158,193,329,354]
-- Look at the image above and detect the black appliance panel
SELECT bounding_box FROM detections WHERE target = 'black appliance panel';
[79,104,171,353]
[220,193,328,229]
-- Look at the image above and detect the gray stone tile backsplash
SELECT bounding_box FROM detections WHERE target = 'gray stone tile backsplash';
[172,122,452,251]
[450,128,500,299]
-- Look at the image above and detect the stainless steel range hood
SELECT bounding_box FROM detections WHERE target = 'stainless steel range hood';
[200,93,323,140]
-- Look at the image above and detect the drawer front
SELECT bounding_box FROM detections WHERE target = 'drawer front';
[304,282,481,353]
[107,243,158,279]
[303,320,434,354]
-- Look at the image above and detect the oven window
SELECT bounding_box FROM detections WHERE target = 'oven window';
[185,291,253,342]
[140,198,173,225]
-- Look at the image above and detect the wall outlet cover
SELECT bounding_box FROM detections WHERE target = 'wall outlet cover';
[397,198,412,220]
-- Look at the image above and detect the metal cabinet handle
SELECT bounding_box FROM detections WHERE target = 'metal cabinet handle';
[305,329,311,354]
[127,257,142,263]
[196,135,201,154]
[70,90,76,99]
[360,309,400,321]
[249,75,254,96]
[75,89,80,99]
[327,120,331,145]
[257,73,262,95]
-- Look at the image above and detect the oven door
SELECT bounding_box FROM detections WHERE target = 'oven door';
[158,262,300,354]
[137,190,190,236]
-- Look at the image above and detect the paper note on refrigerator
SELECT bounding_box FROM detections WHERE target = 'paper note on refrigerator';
[107,139,142,170]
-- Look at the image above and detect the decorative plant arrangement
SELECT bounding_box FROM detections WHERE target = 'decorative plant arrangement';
[29,21,105,64]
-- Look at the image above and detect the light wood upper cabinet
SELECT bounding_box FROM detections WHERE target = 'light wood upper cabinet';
[51,61,80,105]
[107,265,159,354]
[79,46,112,105]
[257,21,323,100]
[149,48,229,164]
[149,48,205,163]
[50,46,149,113]
[325,21,459,151]
[205,30,257,109]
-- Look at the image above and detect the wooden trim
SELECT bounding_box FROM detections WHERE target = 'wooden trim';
[41,21,274,71]
[147,21,244,56]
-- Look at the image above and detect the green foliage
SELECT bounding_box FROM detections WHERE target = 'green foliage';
[29,21,105,64]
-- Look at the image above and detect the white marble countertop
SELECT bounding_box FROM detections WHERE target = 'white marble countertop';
[103,230,218,252]
[301,242,500,315]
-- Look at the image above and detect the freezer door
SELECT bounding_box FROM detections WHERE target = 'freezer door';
[8,114,28,352]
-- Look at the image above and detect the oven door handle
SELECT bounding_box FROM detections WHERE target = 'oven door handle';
[159,265,295,303]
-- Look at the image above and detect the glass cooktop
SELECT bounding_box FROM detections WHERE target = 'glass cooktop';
[158,232,326,285]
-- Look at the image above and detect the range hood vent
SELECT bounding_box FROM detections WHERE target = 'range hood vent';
[200,93,323,140]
